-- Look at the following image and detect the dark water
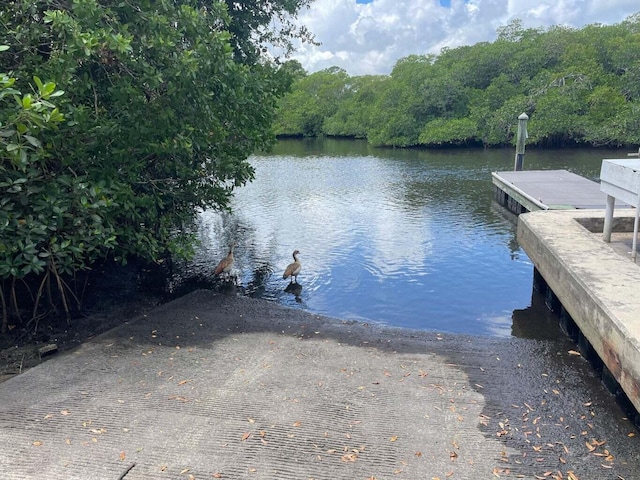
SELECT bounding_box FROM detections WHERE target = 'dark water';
[177,138,630,337]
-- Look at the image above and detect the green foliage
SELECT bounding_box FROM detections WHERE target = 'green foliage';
[0,0,312,327]
[273,67,350,136]
[324,75,387,138]
[419,118,479,146]
[276,12,640,148]
[0,72,117,329]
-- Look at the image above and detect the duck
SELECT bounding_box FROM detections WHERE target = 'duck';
[214,242,235,281]
[283,250,301,284]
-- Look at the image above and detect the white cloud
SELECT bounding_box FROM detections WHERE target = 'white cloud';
[287,0,639,76]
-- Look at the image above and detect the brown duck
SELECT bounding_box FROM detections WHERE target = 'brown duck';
[214,242,235,281]
[282,250,301,284]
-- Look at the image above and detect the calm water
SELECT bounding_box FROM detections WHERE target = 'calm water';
[175,139,630,337]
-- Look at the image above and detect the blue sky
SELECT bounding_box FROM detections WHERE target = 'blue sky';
[285,0,639,76]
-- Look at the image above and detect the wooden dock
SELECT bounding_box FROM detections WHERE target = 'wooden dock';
[492,169,620,214]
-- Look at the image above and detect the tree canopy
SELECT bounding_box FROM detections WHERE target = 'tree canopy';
[0,0,313,328]
[273,13,640,148]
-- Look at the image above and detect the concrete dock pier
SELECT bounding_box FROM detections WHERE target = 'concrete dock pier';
[518,208,640,417]
[495,165,640,426]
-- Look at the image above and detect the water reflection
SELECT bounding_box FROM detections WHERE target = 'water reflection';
[173,139,628,337]
[284,282,303,302]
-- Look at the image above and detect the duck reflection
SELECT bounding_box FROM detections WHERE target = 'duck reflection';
[217,276,242,295]
[284,281,303,302]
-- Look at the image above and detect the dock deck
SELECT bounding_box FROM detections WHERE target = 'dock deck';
[492,169,623,213]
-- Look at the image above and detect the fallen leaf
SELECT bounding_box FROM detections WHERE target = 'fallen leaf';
[60,410,71,416]
[119,451,126,461]
[180,468,190,474]
[341,453,358,462]
[212,474,223,478]
[568,350,581,356]
[293,421,302,427]
[241,432,251,441]
[390,436,398,442]
[32,441,43,446]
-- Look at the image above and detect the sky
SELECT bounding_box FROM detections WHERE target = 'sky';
[283,0,639,76]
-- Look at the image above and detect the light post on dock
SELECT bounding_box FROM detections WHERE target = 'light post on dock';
[513,112,529,171]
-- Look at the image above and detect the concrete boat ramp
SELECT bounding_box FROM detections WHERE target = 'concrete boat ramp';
[1,291,640,479]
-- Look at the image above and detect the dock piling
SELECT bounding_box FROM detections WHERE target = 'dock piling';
[513,112,529,171]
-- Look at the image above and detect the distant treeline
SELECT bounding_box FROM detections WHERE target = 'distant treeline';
[273,14,640,148]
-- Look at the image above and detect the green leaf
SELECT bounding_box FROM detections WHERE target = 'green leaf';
[33,76,44,92]
[21,94,32,109]
[24,135,41,148]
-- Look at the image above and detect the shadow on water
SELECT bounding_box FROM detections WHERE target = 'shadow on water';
[511,289,567,339]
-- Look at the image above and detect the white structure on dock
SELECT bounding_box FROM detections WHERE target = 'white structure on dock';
[600,159,640,261]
